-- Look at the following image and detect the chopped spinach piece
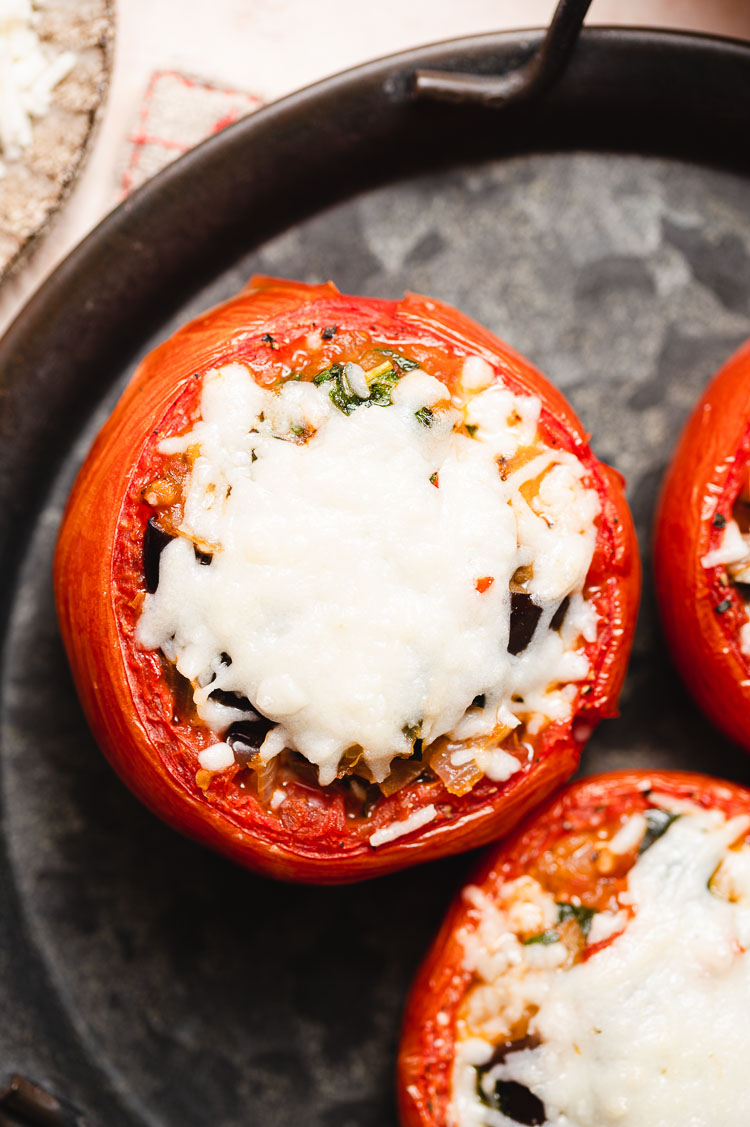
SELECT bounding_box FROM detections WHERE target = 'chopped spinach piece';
[329,380,366,416]
[639,808,680,853]
[415,406,436,427]
[368,366,401,406]
[313,359,398,414]
[523,928,560,946]
[557,902,597,937]
[465,424,478,437]
[373,346,419,371]
[313,363,343,386]
[715,599,732,614]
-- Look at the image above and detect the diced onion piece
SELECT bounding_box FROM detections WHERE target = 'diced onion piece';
[253,756,280,804]
[429,740,484,796]
[379,756,427,797]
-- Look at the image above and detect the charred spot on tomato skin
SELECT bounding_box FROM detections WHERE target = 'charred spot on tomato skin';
[143,518,174,593]
[508,592,542,655]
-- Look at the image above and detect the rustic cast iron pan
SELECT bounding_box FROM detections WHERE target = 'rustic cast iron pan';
[2,3,750,1123]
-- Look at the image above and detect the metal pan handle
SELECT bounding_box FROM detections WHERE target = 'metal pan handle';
[414,0,594,107]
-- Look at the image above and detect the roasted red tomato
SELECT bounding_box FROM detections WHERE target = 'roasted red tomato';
[398,769,750,1127]
[54,277,639,883]
[654,340,750,751]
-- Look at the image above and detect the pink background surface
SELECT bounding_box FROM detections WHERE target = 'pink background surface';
[1,0,748,335]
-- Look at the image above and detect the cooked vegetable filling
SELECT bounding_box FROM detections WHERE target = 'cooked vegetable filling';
[452,802,750,1127]
[136,339,599,800]
[702,477,750,654]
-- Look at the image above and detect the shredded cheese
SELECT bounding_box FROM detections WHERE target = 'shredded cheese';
[452,808,750,1127]
[138,353,599,786]
[0,1,75,170]
[368,804,437,847]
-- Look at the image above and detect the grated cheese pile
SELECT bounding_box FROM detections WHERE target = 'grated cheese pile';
[137,354,599,786]
[452,804,750,1127]
[0,0,75,171]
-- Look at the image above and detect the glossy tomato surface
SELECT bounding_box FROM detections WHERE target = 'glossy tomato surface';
[397,769,750,1127]
[654,340,750,752]
[54,277,640,883]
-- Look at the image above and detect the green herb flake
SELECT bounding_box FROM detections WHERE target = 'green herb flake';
[713,513,727,529]
[373,346,419,371]
[321,325,338,340]
[522,928,560,946]
[312,363,341,386]
[556,902,598,937]
[466,424,478,438]
[429,472,438,485]
[261,333,276,348]
[329,381,364,416]
[415,406,436,428]
[639,808,680,854]
[290,426,305,437]
[368,368,401,407]
[715,599,732,614]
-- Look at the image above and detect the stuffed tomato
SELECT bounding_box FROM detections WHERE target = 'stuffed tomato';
[654,340,750,751]
[398,769,750,1127]
[54,276,639,883]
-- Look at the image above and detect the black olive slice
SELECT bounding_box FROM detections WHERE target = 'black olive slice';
[476,1037,546,1124]
[208,687,254,712]
[226,718,275,765]
[194,545,212,565]
[143,518,174,593]
[508,592,542,655]
[491,1080,546,1125]
[478,1034,541,1073]
[550,595,571,632]
[472,694,486,709]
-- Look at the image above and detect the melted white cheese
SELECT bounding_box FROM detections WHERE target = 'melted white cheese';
[702,518,750,569]
[137,358,599,785]
[453,809,750,1127]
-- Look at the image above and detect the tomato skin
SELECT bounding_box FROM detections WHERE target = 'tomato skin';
[54,277,640,884]
[654,341,750,752]
[397,769,750,1127]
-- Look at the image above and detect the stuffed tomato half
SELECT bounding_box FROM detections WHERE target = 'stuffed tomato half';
[398,769,750,1127]
[55,277,639,883]
[654,340,750,751]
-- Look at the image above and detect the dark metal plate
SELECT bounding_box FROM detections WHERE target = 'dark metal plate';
[2,27,750,1127]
